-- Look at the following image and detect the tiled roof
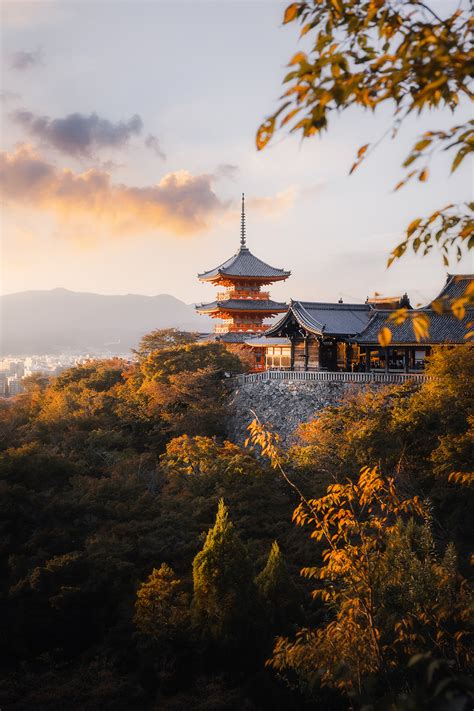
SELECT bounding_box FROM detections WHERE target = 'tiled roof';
[244,336,291,347]
[198,246,290,281]
[218,332,260,343]
[196,299,287,313]
[267,301,373,337]
[197,332,262,344]
[429,274,474,304]
[355,309,473,345]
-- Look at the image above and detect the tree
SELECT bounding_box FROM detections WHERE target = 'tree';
[139,342,243,383]
[247,421,472,703]
[134,563,190,644]
[273,469,471,699]
[160,434,264,478]
[133,329,198,359]
[192,500,257,646]
[255,541,300,631]
[22,372,51,392]
[139,367,229,438]
[257,1,473,269]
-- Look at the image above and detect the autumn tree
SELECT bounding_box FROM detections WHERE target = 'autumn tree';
[139,367,229,438]
[257,1,473,267]
[139,342,243,382]
[192,500,257,647]
[160,434,264,478]
[247,421,472,703]
[270,512,472,700]
[133,328,198,359]
[134,563,190,645]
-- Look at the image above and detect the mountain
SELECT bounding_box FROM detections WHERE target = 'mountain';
[0,288,213,355]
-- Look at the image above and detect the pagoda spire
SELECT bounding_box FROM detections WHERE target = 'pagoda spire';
[240,192,246,248]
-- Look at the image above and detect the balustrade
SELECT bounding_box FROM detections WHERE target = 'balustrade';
[233,370,432,386]
[216,290,270,301]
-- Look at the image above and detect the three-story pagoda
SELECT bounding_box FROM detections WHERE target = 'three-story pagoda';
[196,195,290,344]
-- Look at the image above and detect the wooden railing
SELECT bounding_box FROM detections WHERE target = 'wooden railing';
[216,291,270,301]
[233,370,432,386]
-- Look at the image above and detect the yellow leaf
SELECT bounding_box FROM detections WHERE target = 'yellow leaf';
[378,327,392,347]
[256,118,275,151]
[280,108,301,127]
[300,22,312,38]
[418,168,429,181]
[407,218,422,236]
[289,51,307,66]
[329,0,344,15]
[412,313,430,341]
[283,3,299,24]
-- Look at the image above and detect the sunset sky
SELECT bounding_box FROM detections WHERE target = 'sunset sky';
[1,0,472,307]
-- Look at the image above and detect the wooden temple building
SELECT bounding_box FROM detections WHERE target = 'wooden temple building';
[256,274,473,373]
[196,195,472,373]
[196,195,290,368]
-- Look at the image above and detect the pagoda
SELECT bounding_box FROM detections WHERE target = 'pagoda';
[196,194,290,348]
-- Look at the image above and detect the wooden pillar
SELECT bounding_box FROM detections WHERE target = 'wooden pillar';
[385,348,389,373]
[365,347,370,372]
[303,335,309,371]
[346,344,352,372]
[404,347,409,373]
[290,337,295,371]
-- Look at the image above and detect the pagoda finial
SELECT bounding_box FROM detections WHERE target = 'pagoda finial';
[240,192,246,248]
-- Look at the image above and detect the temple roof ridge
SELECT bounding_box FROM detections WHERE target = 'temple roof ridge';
[197,246,291,282]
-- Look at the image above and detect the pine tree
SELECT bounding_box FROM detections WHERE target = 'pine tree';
[192,499,257,646]
[255,541,300,630]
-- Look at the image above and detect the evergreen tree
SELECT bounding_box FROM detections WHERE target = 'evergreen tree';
[192,500,257,646]
[255,541,300,631]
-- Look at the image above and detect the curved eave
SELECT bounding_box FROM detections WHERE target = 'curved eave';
[198,271,290,284]
[265,303,324,337]
[196,306,287,316]
[356,340,467,347]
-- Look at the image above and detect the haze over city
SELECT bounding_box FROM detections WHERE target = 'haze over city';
[2,0,472,310]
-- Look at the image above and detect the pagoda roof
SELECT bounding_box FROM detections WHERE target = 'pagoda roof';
[198,246,291,282]
[196,298,287,314]
[266,301,373,338]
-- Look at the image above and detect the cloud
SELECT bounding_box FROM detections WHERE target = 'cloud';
[145,134,166,160]
[0,144,226,237]
[11,110,143,157]
[248,187,297,216]
[0,91,21,103]
[10,49,43,71]
[214,163,239,180]
[300,181,327,199]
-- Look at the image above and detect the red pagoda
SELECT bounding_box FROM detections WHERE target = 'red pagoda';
[196,195,290,360]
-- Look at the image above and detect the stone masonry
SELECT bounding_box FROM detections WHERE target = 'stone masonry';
[226,379,382,446]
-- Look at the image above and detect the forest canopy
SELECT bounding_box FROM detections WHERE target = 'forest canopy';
[0,340,472,709]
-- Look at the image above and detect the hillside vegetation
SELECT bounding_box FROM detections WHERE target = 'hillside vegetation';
[0,341,472,710]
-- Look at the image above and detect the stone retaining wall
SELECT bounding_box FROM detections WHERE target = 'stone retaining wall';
[226,379,382,446]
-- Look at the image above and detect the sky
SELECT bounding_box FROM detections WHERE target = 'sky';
[1,0,472,308]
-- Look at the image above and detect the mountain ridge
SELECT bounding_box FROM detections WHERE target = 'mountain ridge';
[1,288,213,355]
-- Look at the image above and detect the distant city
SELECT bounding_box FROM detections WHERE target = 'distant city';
[0,352,133,398]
